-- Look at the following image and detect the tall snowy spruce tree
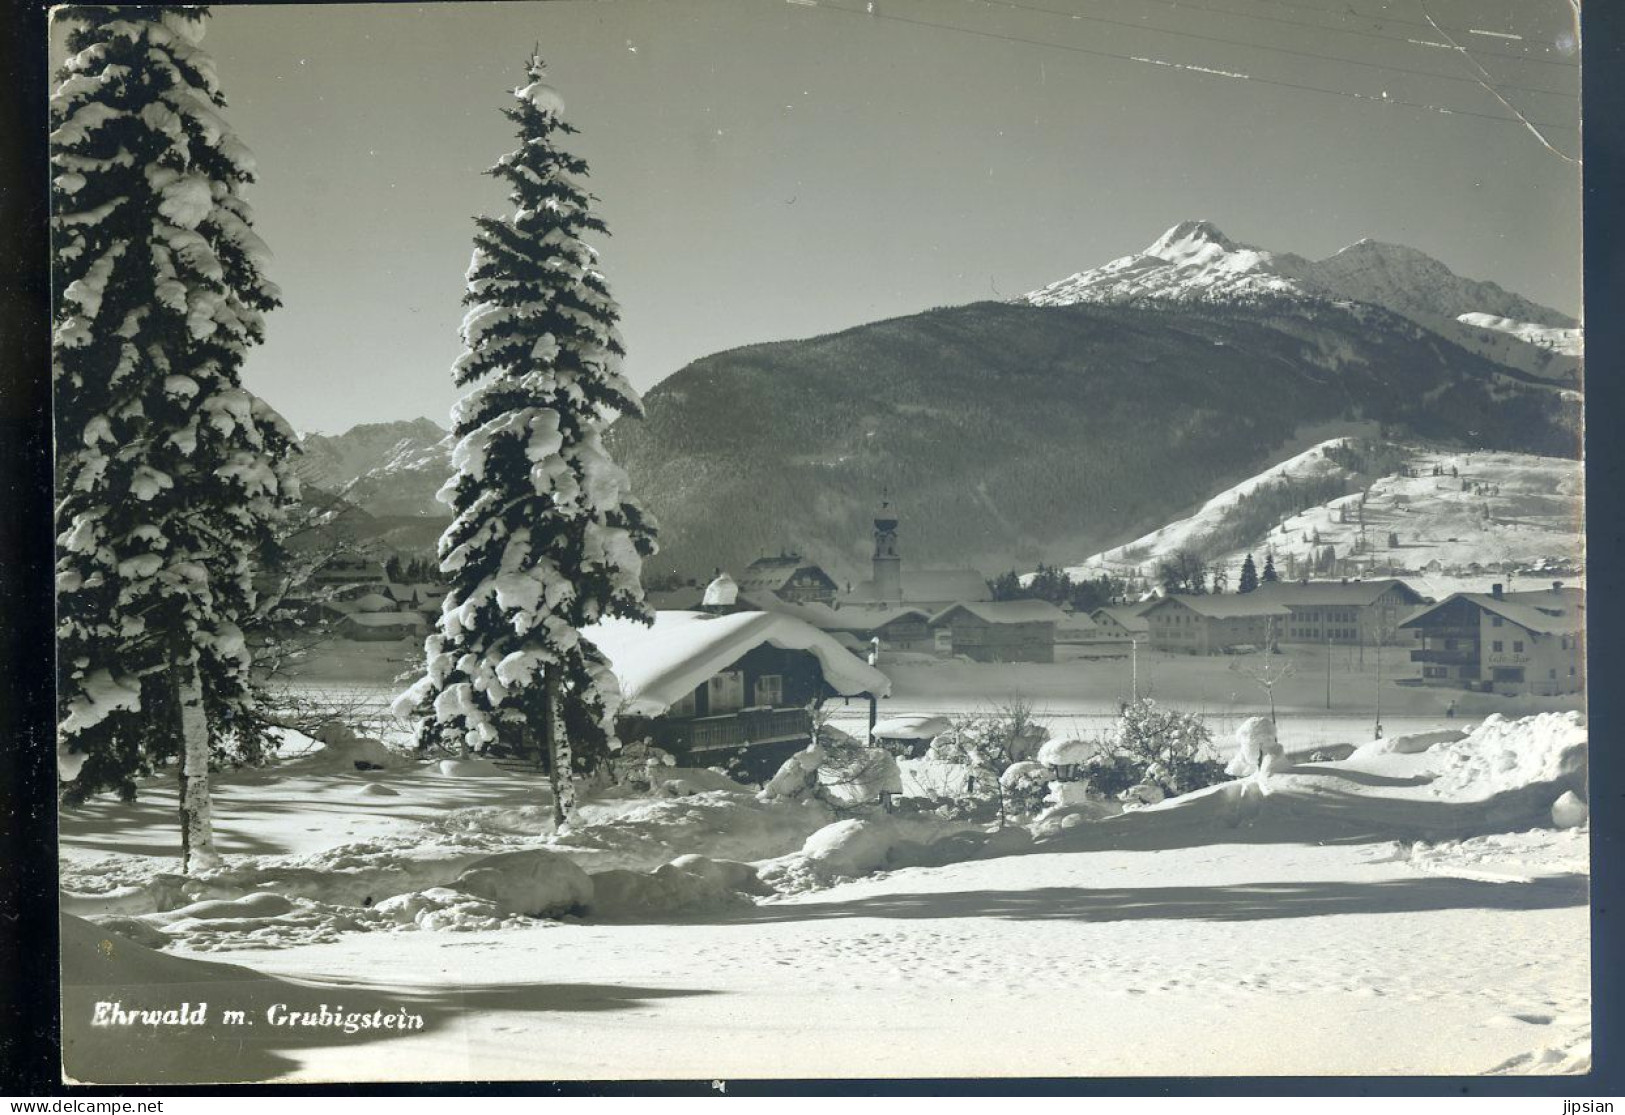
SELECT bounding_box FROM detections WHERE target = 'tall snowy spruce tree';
[396,55,657,827]
[52,7,298,872]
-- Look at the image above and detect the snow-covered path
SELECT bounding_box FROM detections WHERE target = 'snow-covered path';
[184,832,1586,1082]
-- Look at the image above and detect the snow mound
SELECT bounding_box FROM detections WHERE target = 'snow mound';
[650,767,750,796]
[283,723,414,772]
[759,815,982,890]
[800,818,898,877]
[1352,728,1466,759]
[454,848,592,918]
[548,789,835,873]
[374,886,521,932]
[1428,712,1586,800]
[1551,791,1587,829]
[151,892,295,925]
[588,856,767,921]
[437,756,504,777]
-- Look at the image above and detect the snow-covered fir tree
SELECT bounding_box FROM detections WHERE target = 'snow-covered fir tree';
[395,54,657,827]
[52,6,298,872]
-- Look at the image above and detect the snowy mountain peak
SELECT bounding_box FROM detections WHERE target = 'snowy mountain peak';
[1020,222,1580,367]
[1144,219,1237,262]
[1022,220,1309,308]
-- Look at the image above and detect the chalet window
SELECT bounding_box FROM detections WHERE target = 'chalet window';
[707,670,745,713]
[1549,669,1557,680]
[1492,640,1503,653]
[1491,616,1504,627]
[670,688,698,718]
[1570,667,1577,677]
[1560,636,1571,650]
[754,674,784,707]
[1513,641,1524,653]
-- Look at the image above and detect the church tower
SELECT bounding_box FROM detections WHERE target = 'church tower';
[872,491,902,604]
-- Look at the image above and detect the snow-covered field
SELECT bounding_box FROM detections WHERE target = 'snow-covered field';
[59,711,1589,1084]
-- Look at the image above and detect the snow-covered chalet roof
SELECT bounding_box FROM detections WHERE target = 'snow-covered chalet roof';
[1091,605,1151,633]
[584,610,892,719]
[1248,579,1425,608]
[928,600,1066,626]
[1143,594,1291,620]
[1400,587,1584,637]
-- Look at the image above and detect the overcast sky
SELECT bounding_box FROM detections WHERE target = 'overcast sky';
[182,0,1581,434]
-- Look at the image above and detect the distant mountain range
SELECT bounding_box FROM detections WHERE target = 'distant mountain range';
[1024,221,1581,385]
[300,221,1583,579]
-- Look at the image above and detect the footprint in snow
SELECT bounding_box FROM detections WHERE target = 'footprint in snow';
[1486,1012,1554,1027]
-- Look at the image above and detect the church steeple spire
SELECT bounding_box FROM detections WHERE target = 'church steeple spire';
[872,490,901,603]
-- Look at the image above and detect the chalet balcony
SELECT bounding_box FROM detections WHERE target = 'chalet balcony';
[1411,648,1478,666]
[652,707,814,754]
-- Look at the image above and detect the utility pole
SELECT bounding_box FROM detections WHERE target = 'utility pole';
[1374,627,1385,739]
[1325,621,1332,710]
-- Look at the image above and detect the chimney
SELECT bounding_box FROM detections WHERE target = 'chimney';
[701,570,738,614]
[1491,583,1504,600]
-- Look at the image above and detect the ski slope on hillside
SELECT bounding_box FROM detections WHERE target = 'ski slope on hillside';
[1067,442,1582,587]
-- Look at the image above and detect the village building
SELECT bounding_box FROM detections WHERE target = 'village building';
[734,590,933,655]
[737,553,840,606]
[927,600,1064,663]
[1248,578,1427,646]
[308,552,388,590]
[1141,594,1291,655]
[337,611,427,641]
[1055,609,1103,646]
[585,609,891,774]
[1089,604,1152,642]
[1399,583,1584,697]
[841,497,989,611]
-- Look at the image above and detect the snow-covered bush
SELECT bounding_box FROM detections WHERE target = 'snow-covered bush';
[606,737,675,790]
[1103,698,1224,798]
[758,743,825,803]
[816,731,902,811]
[998,761,1052,817]
[1224,716,1285,779]
[916,701,1052,822]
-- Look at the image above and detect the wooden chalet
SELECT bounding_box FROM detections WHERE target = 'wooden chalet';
[586,610,891,773]
[927,600,1064,663]
[738,553,840,606]
[1399,583,1583,697]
